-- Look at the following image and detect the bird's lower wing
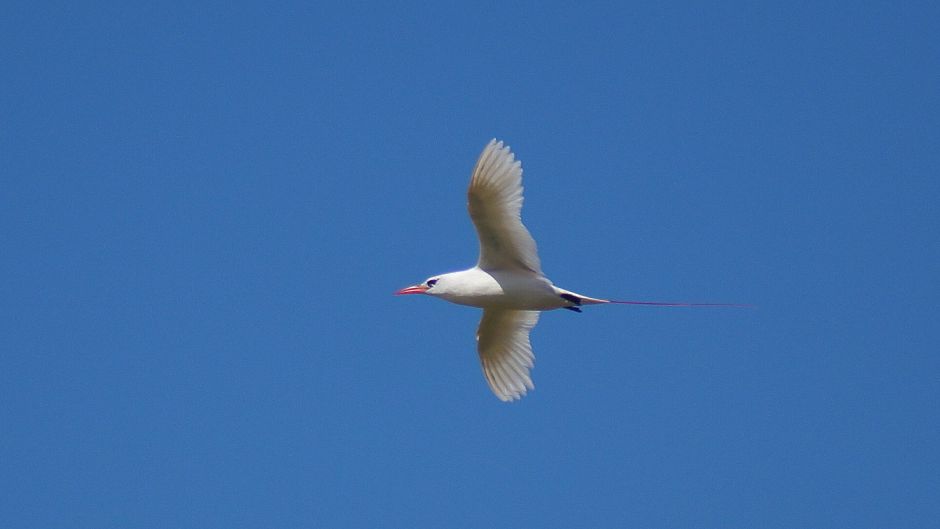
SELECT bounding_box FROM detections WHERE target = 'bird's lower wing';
[476,309,540,401]
[467,140,542,274]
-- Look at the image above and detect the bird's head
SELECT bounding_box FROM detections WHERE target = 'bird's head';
[395,276,441,296]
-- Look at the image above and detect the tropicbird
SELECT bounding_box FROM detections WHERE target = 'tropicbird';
[397,139,739,401]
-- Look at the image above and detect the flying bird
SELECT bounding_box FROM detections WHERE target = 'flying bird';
[397,139,740,401]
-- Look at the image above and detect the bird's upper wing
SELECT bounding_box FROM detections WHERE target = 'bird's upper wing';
[476,309,540,401]
[467,139,542,274]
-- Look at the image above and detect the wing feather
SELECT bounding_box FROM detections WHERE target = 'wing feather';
[476,309,540,401]
[467,140,542,274]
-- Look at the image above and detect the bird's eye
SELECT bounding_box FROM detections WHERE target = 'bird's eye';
[426,279,438,287]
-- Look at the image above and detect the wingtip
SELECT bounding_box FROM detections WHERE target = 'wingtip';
[486,138,509,152]
[494,387,531,402]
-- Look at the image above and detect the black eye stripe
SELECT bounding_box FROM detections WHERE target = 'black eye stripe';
[426,279,438,287]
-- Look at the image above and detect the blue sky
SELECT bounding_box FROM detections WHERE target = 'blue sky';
[2,2,938,527]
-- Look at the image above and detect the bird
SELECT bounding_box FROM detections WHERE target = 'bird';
[397,139,742,401]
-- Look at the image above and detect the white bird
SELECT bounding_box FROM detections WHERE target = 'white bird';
[397,139,739,401]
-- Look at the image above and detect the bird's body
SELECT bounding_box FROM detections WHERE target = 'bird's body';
[425,267,592,311]
[397,139,740,401]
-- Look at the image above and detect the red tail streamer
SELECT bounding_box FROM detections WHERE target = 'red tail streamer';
[607,300,754,308]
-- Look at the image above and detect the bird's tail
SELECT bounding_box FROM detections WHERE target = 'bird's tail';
[556,288,752,308]
[605,299,752,308]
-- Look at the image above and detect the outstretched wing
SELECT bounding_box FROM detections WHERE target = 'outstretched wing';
[467,139,542,274]
[476,309,540,401]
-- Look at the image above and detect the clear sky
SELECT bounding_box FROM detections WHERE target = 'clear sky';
[2,2,938,528]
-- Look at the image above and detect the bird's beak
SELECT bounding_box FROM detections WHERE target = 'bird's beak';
[395,284,429,295]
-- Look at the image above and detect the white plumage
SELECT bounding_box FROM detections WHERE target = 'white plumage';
[397,139,605,401]
[397,139,739,401]
[467,140,542,275]
[477,309,539,400]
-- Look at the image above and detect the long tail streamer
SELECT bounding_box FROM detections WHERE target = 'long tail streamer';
[607,300,754,308]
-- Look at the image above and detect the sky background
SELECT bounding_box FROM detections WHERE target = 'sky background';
[2,2,939,528]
